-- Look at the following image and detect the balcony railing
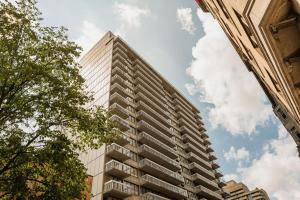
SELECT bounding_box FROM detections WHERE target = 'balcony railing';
[110,103,129,119]
[105,160,132,178]
[103,180,133,198]
[140,158,184,185]
[137,110,172,137]
[109,92,135,108]
[180,126,204,144]
[106,143,130,161]
[179,118,200,136]
[182,134,206,153]
[142,192,170,200]
[189,162,215,180]
[139,144,180,171]
[184,143,209,161]
[134,65,162,91]
[134,59,162,84]
[137,120,175,147]
[112,129,130,146]
[111,74,133,90]
[136,101,169,127]
[195,185,222,200]
[191,173,219,190]
[136,84,165,109]
[110,82,134,99]
[138,132,177,159]
[136,77,165,102]
[135,70,163,95]
[111,115,131,131]
[136,92,166,118]
[141,174,188,199]
[214,169,223,178]
[187,152,212,170]
[209,152,217,160]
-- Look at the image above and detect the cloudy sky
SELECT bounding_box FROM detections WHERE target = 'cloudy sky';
[36,0,300,199]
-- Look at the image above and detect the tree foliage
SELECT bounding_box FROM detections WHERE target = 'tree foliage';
[0,0,117,199]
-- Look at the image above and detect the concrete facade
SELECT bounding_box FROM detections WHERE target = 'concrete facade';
[223,180,269,200]
[78,32,225,200]
[196,0,300,156]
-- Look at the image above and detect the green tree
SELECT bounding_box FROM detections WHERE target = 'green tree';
[0,0,117,199]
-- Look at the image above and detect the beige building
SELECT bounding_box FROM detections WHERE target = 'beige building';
[223,180,269,200]
[196,0,300,156]
[78,31,226,200]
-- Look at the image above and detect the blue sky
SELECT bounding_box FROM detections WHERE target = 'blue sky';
[36,1,300,199]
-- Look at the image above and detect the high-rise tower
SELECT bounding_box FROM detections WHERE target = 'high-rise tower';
[79,32,225,200]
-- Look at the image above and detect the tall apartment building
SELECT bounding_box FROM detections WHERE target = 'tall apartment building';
[78,31,225,200]
[195,0,300,156]
[223,180,269,200]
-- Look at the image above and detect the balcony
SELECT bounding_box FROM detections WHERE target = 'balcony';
[110,92,128,108]
[141,174,188,199]
[103,180,133,198]
[191,173,219,190]
[137,110,172,137]
[136,101,169,127]
[137,132,177,159]
[136,92,166,118]
[182,134,206,152]
[136,84,165,109]
[139,144,181,171]
[184,143,209,161]
[137,120,175,147]
[189,162,215,180]
[134,66,163,91]
[207,146,214,153]
[140,159,184,185]
[212,162,220,169]
[112,129,129,146]
[111,115,130,131]
[105,160,131,178]
[135,77,164,101]
[179,118,200,136]
[142,192,170,200]
[214,169,223,178]
[111,65,131,81]
[180,126,204,144]
[106,143,130,161]
[187,152,212,170]
[134,59,162,84]
[110,103,129,119]
[177,110,198,128]
[111,74,133,90]
[110,82,134,99]
[135,70,163,94]
[209,152,217,161]
[195,185,222,200]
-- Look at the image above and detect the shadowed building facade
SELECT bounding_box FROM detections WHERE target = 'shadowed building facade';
[196,0,300,156]
[78,32,225,200]
[223,180,269,200]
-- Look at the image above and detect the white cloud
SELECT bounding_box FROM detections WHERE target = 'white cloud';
[223,173,239,182]
[238,125,300,200]
[186,10,272,135]
[113,2,150,37]
[224,146,250,162]
[176,8,196,35]
[76,20,104,56]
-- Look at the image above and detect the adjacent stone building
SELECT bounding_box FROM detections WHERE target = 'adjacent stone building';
[223,180,269,200]
[78,32,226,200]
[196,0,300,156]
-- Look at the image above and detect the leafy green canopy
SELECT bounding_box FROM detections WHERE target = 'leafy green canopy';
[0,0,117,199]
